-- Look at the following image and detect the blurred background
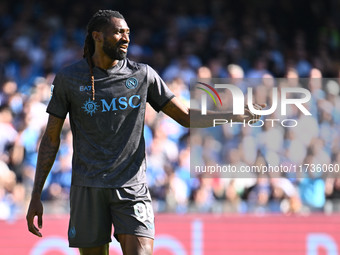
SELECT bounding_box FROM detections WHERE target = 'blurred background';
[1,1,340,253]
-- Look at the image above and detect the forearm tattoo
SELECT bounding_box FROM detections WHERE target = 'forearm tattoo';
[32,117,62,195]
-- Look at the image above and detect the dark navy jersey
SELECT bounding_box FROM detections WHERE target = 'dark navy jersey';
[47,58,175,188]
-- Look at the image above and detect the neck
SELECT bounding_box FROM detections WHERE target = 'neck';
[91,52,119,69]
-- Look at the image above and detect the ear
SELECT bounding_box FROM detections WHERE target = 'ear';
[92,31,103,43]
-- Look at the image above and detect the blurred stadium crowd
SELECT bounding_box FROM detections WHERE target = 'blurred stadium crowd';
[1,0,340,220]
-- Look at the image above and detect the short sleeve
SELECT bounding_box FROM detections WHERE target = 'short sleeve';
[146,66,175,112]
[46,73,70,119]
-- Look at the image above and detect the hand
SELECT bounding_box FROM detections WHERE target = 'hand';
[26,195,43,237]
[234,103,267,123]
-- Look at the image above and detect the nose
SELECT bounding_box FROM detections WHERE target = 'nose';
[121,32,130,43]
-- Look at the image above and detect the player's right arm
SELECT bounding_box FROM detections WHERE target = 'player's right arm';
[26,114,65,237]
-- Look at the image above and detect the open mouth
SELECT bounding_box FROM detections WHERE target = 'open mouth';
[119,44,128,52]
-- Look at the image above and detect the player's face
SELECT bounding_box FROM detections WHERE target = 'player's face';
[102,17,130,60]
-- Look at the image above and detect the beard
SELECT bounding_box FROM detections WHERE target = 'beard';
[102,37,127,60]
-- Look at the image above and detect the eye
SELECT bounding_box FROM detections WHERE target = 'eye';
[116,30,130,35]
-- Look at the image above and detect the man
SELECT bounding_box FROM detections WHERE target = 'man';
[26,10,263,255]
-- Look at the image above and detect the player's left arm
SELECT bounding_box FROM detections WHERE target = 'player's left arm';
[161,97,265,128]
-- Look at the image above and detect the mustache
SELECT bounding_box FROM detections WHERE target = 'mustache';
[117,40,129,46]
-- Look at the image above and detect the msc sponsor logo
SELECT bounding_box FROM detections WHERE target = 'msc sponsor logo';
[82,99,99,116]
[81,95,141,116]
[101,95,141,112]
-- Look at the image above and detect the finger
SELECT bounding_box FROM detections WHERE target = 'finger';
[27,220,42,237]
[253,103,267,110]
[38,213,43,229]
[32,225,42,237]
[26,212,34,232]
[27,213,43,237]
[253,103,262,110]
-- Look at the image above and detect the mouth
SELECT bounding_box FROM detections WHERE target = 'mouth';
[119,44,128,53]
